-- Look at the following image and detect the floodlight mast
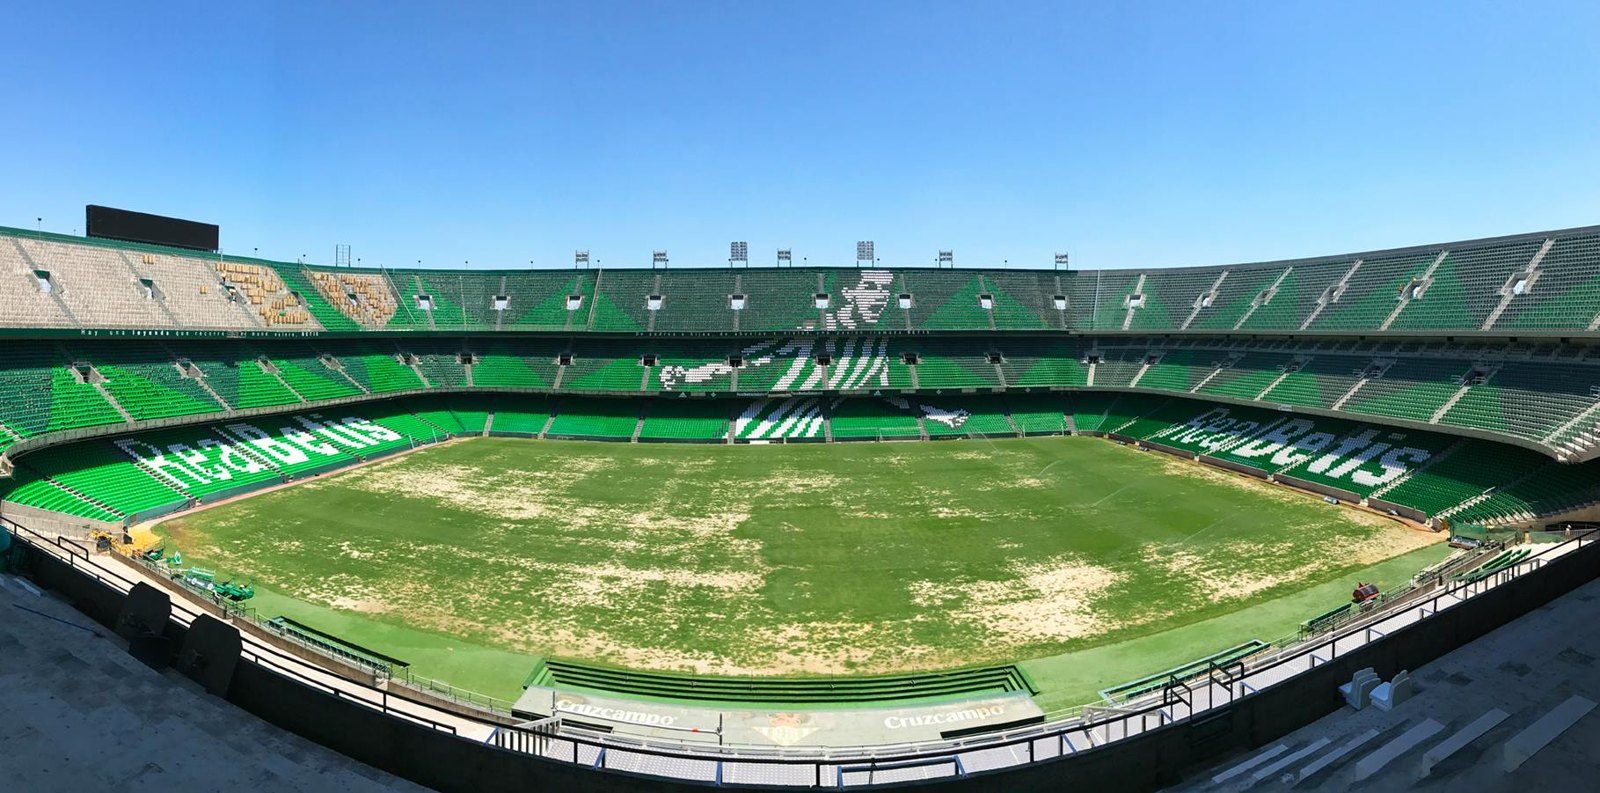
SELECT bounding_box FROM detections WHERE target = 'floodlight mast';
[776,248,792,268]
[856,241,874,269]
[575,250,590,270]
[1055,252,1070,271]
[652,250,668,269]
[937,250,953,269]
[729,241,748,268]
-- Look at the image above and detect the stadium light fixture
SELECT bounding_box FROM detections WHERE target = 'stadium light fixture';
[575,250,590,269]
[730,241,748,268]
[856,241,874,268]
[652,250,668,269]
[937,250,953,268]
[1055,252,1070,271]
[777,248,792,268]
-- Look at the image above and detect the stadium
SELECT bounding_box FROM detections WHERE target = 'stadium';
[4,211,1600,790]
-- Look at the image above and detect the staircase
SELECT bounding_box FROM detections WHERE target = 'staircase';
[1254,361,1304,401]
[1120,273,1147,330]
[1429,365,1497,424]
[1380,250,1449,330]
[482,412,495,437]
[1331,376,1373,411]
[1486,238,1553,331]
[1233,267,1292,330]
[92,382,137,423]
[1127,353,1158,388]
[320,354,372,394]
[1180,271,1229,330]
[1002,411,1023,438]
[1299,259,1363,330]
[258,358,308,403]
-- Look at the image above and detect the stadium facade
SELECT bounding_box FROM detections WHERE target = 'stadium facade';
[3,220,1600,790]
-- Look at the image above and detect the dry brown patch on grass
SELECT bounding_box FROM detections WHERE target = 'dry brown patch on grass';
[1141,544,1323,603]
[909,554,1127,645]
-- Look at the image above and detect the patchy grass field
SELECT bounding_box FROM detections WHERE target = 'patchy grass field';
[156,436,1447,706]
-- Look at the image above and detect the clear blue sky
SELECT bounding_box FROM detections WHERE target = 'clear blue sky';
[3,1,1598,270]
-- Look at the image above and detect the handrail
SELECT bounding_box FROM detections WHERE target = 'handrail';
[3,515,1593,784]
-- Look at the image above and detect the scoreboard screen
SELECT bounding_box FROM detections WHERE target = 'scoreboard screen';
[86,205,219,252]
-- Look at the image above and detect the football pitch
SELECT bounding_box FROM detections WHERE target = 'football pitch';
[155,435,1448,711]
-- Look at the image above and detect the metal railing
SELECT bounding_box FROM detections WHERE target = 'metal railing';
[4,515,1593,787]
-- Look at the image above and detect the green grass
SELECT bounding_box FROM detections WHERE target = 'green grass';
[156,435,1447,707]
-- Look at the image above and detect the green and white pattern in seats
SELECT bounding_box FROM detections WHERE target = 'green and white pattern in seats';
[1131,398,1452,495]
[644,341,739,393]
[922,396,1013,436]
[363,411,452,448]
[18,443,186,517]
[719,339,822,393]
[638,399,730,440]
[210,416,364,478]
[1273,419,1452,497]
[732,271,838,332]
[546,398,640,438]
[1111,397,1197,440]
[112,425,285,500]
[733,397,829,440]
[1379,440,1531,516]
